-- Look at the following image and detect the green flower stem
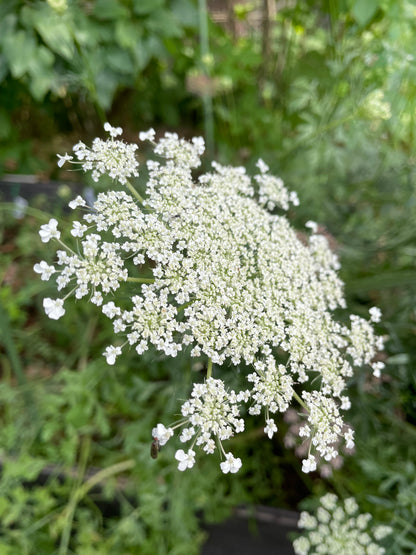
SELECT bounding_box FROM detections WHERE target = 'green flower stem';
[126,277,155,284]
[126,180,145,204]
[0,202,52,222]
[58,443,134,555]
[292,389,308,411]
[207,358,213,379]
[177,298,197,313]
[59,435,91,555]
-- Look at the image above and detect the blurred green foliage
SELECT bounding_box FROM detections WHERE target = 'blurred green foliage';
[2,0,416,552]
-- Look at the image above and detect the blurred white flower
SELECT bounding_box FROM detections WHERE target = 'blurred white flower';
[43,298,65,320]
[39,219,60,243]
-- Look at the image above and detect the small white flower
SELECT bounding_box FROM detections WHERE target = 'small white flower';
[305,220,318,233]
[220,452,242,474]
[103,345,122,365]
[180,427,195,442]
[91,291,103,306]
[302,454,317,474]
[33,261,55,281]
[371,361,385,378]
[57,153,73,167]
[39,219,60,243]
[264,418,277,439]
[139,128,156,142]
[43,298,65,320]
[340,396,351,410]
[68,196,86,209]
[152,423,174,446]
[102,302,121,319]
[256,158,269,174]
[175,448,196,471]
[104,122,122,137]
[344,428,355,449]
[369,306,382,323]
[71,221,87,238]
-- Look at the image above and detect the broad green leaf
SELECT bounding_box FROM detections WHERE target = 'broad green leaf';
[351,0,380,26]
[3,30,37,78]
[31,5,75,60]
[93,0,130,20]
[115,19,142,50]
[27,45,55,100]
[171,0,198,27]
[133,0,164,16]
[94,69,120,110]
[147,11,183,39]
[104,48,135,75]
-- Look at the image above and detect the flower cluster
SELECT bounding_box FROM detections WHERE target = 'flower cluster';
[35,124,384,474]
[57,122,139,184]
[283,408,354,478]
[293,493,392,555]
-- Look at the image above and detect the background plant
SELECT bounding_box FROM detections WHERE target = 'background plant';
[2,0,416,552]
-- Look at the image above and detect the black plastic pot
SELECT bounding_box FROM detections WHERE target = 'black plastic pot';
[202,505,298,555]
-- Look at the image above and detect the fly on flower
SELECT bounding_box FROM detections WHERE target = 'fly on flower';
[150,437,160,459]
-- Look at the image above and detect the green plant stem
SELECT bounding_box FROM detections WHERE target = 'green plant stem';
[59,435,91,555]
[292,389,307,410]
[198,0,214,157]
[126,180,145,204]
[207,358,212,378]
[126,277,155,284]
[0,202,53,222]
[58,456,135,555]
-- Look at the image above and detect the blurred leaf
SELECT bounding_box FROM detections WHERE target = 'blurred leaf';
[133,0,164,16]
[93,0,130,20]
[350,0,380,26]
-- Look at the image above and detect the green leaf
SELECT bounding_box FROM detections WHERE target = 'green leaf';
[93,0,130,20]
[30,5,75,60]
[171,0,198,27]
[104,48,134,75]
[351,0,380,27]
[94,69,120,110]
[133,0,164,16]
[3,30,37,78]
[27,45,55,100]
[115,19,142,50]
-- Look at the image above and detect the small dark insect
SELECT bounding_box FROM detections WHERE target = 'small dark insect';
[151,437,160,459]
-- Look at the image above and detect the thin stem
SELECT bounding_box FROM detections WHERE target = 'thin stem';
[126,277,155,284]
[198,0,215,157]
[125,180,145,204]
[59,435,91,555]
[78,459,135,498]
[56,237,77,257]
[58,455,135,555]
[292,389,308,411]
[207,358,213,379]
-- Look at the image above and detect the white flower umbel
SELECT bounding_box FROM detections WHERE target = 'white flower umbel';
[37,126,385,474]
[293,493,392,555]
[58,123,139,185]
[173,377,244,473]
